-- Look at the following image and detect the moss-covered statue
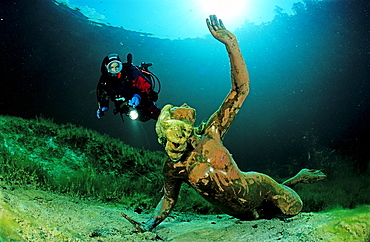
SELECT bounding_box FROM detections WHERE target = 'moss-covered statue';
[122,15,326,232]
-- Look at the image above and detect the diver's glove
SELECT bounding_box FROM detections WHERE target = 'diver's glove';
[128,94,141,108]
[96,107,108,119]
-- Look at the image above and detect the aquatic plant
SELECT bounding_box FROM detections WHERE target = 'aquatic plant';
[314,205,370,241]
[1,115,368,215]
[0,115,214,213]
[0,115,163,204]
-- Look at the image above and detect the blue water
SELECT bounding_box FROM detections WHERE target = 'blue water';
[0,0,369,173]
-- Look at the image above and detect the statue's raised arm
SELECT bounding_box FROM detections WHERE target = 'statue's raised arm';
[205,15,250,138]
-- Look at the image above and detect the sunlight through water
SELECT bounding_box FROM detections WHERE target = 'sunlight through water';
[198,0,248,30]
[55,0,300,39]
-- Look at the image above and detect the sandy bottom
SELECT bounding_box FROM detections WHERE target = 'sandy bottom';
[1,187,369,241]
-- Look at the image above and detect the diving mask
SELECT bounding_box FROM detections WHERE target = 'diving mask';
[106,60,123,75]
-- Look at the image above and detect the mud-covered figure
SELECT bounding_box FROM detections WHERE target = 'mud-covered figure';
[122,15,326,232]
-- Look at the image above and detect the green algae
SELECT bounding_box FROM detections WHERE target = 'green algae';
[0,115,214,214]
[315,205,370,241]
[0,194,23,241]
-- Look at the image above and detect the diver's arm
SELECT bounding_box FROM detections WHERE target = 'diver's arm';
[96,76,110,109]
[143,176,182,231]
[205,15,250,138]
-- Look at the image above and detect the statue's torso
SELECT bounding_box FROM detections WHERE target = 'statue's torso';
[164,128,271,218]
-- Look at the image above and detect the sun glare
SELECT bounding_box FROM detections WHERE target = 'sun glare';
[198,0,248,30]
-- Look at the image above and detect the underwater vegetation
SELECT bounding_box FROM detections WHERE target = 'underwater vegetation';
[315,205,370,241]
[0,115,217,214]
[0,115,369,215]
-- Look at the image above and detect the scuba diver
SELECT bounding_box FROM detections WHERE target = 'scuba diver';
[96,53,161,122]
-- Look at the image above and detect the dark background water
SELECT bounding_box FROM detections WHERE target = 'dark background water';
[1,0,369,173]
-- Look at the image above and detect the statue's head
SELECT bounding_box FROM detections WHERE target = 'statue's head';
[156,104,196,162]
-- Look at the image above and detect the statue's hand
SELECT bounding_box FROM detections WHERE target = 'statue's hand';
[121,212,151,233]
[206,15,236,45]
